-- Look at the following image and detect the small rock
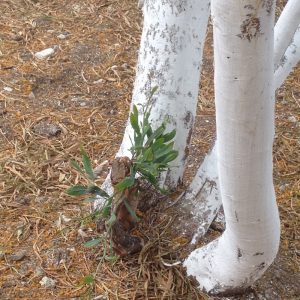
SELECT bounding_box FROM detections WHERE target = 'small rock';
[39,276,56,288]
[279,183,289,192]
[288,116,297,123]
[28,91,36,100]
[35,46,57,59]
[3,87,13,92]
[33,121,61,137]
[35,266,45,277]
[57,32,69,40]
[93,79,105,84]
[78,228,88,238]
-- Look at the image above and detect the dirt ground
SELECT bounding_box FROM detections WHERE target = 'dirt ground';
[0,0,299,299]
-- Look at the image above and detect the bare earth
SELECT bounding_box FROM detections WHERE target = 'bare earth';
[0,1,299,299]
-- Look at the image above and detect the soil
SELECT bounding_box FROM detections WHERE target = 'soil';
[0,0,299,299]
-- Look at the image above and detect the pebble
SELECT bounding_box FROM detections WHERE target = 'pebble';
[288,116,297,123]
[3,87,13,92]
[57,33,69,40]
[35,266,45,277]
[93,79,105,84]
[39,276,56,288]
[35,46,58,59]
[28,91,36,100]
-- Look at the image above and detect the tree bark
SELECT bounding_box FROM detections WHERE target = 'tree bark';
[184,0,281,294]
[179,17,300,245]
[95,0,210,209]
[275,25,300,89]
[117,0,210,189]
[274,0,300,68]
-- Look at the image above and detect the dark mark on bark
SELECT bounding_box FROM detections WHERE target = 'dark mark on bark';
[235,211,239,222]
[244,4,254,10]
[183,110,192,126]
[262,0,274,15]
[256,262,266,271]
[237,248,242,259]
[237,15,261,42]
[254,252,264,256]
[182,127,193,162]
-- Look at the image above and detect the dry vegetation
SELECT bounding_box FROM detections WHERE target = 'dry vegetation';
[0,0,299,299]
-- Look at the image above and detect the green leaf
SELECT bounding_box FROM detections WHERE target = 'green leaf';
[123,199,140,221]
[84,238,102,248]
[145,124,153,138]
[115,176,135,192]
[130,105,140,134]
[143,148,154,161]
[66,185,88,196]
[133,132,143,150]
[153,142,174,160]
[154,150,178,164]
[102,204,111,218]
[106,212,117,227]
[144,124,166,147]
[162,129,176,143]
[151,138,165,152]
[87,185,109,198]
[70,160,84,175]
[82,274,94,285]
[138,168,158,186]
[83,197,97,203]
[80,147,95,181]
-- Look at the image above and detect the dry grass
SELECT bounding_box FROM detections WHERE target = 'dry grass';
[0,0,299,299]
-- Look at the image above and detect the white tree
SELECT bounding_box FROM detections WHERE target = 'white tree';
[96,0,300,295]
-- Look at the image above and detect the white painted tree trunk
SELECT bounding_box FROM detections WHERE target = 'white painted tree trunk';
[173,146,221,244]
[184,0,281,294]
[182,10,300,244]
[275,25,300,88]
[94,0,210,208]
[117,0,210,189]
[274,0,300,68]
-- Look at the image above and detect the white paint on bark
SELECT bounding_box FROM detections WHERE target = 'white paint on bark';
[184,0,281,294]
[183,9,300,242]
[117,0,211,189]
[275,25,300,89]
[274,0,300,67]
[94,0,210,209]
[175,146,221,243]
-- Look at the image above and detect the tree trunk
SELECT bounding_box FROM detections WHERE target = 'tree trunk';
[95,0,210,209]
[184,0,281,295]
[274,0,300,68]
[172,146,221,244]
[275,25,300,89]
[178,3,300,243]
[117,0,210,189]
